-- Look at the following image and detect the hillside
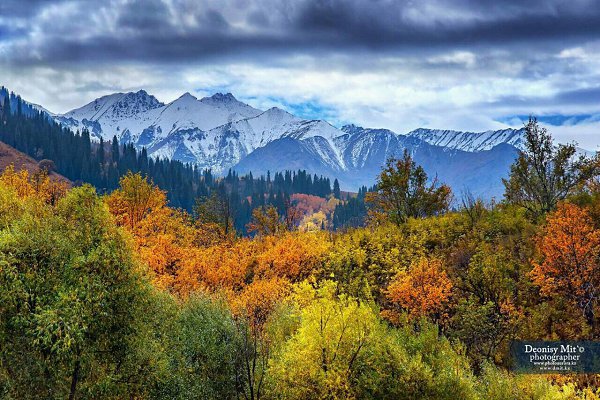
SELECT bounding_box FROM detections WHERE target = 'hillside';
[0,140,69,183]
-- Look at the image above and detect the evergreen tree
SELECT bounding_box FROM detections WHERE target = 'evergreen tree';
[111,135,120,163]
[333,178,341,199]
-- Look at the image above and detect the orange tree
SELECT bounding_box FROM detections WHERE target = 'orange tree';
[386,257,453,323]
[105,172,209,293]
[531,202,600,334]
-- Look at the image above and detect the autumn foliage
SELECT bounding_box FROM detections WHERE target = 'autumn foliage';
[531,202,600,328]
[386,257,453,321]
[5,150,600,399]
[0,164,68,205]
[105,171,167,230]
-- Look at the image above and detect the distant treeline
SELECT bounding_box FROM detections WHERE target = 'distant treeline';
[0,87,368,232]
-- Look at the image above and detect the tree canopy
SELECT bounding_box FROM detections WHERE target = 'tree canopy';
[366,151,452,225]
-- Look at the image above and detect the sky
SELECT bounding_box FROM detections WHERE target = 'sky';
[1,0,600,149]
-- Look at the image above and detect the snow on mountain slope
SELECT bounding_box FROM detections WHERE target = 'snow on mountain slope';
[56,90,164,140]
[234,137,346,178]
[221,107,304,150]
[330,124,523,197]
[63,90,163,122]
[55,91,261,144]
[181,107,347,172]
[154,92,261,134]
[50,89,534,197]
[407,128,525,152]
[54,89,350,173]
[338,125,404,169]
[245,109,345,168]
[405,127,595,158]
[234,129,519,200]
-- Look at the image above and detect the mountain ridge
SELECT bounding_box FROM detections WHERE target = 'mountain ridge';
[4,87,546,198]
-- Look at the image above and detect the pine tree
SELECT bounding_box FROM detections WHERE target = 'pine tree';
[333,179,341,199]
[111,135,120,164]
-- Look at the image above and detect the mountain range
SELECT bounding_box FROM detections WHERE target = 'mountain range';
[27,89,543,199]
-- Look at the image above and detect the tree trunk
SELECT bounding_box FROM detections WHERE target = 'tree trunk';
[69,358,81,400]
[583,301,596,338]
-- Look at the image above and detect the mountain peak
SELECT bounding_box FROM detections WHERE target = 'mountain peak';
[341,124,364,134]
[254,107,300,125]
[264,106,292,116]
[205,92,237,103]
[177,92,198,101]
[122,89,161,103]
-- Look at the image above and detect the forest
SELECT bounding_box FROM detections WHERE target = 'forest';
[3,91,600,398]
[0,88,367,233]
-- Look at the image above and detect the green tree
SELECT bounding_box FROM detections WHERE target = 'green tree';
[194,190,234,236]
[156,295,241,400]
[333,178,341,199]
[366,151,452,225]
[503,117,598,217]
[0,185,162,399]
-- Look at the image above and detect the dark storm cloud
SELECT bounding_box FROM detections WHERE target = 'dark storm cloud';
[2,0,600,66]
[117,0,173,31]
[0,0,66,18]
[480,86,600,110]
[557,86,600,105]
[246,9,269,27]
[294,0,600,46]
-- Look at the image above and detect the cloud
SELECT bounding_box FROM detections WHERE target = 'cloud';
[3,0,600,66]
[117,0,173,31]
[557,86,600,104]
[0,0,599,147]
[546,122,600,151]
[481,85,600,117]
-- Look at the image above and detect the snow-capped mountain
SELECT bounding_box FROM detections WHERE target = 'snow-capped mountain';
[53,91,347,173]
[331,125,519,198]
[406,128,526,152]
[210,107,347,171]
[48,89,539,198]
[56,90,262,144]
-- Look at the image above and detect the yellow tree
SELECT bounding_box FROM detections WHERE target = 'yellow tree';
[0,164,68,205]
[267,282,383,399]
[105,172,166,230]
[264,282,476,400]
[247,205,284,236]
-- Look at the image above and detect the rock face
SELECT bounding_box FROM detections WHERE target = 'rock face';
[52,90,528,199]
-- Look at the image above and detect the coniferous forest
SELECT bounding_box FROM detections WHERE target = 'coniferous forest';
[3,83,600,399]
